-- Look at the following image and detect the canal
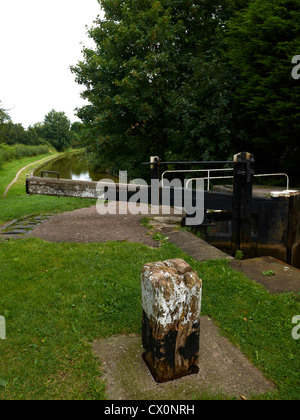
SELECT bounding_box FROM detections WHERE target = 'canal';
[36,152,118,182]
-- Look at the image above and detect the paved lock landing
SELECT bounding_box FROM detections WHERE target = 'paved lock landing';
[230,256,300,294]
[93,317,276,400]
[162,229,300,294]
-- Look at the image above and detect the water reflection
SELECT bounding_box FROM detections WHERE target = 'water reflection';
[37,153,118,182]
[71,171,93,182]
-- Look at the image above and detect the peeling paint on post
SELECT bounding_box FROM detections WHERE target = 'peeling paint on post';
[141,258,202,383]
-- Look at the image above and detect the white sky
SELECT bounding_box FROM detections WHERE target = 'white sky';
[0,0,103,128]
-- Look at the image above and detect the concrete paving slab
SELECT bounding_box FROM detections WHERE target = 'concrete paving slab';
[92,317,275,400]
[230,256,300,294]
[213,185,299,198]
[166,230,233,262]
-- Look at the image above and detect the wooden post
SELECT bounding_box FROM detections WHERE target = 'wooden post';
[150,156,160,181]
[141,258,202,383]
[232,152,254,257]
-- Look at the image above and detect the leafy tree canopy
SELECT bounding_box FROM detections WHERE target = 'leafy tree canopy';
[0,99,82,150]
[43,110,72,152]
[72,0,300,182]
[72,0,241,177]
[226,0,300,176]
[0,101,11,125]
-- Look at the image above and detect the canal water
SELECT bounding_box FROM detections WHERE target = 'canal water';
[36,153,118,182]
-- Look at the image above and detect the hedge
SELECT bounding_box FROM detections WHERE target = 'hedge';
[0,143,50,170]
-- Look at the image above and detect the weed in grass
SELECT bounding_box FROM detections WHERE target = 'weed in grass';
[140,217,154,230]
[262,270,276,277]
[235,250,244,261]
[152,232,169,244]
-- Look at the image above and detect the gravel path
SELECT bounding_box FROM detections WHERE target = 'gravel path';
[27,203,160,247]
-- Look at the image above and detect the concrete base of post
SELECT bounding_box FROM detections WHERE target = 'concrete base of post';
[141,258,202,383]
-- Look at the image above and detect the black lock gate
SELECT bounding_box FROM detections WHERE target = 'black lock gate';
[26,152,300,268]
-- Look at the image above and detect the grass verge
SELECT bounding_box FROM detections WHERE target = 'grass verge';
[0,238,299,400]
[0,153,96,226]
[0,153,55,197]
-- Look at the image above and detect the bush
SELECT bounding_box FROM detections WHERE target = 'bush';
[0,143,50,170]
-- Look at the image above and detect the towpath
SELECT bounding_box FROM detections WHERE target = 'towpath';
[2,154,58,198]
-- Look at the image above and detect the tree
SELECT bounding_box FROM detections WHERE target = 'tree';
[0,101,11,126]
[70,121,85,148]
[0,122,30,145]
[226,0,300,179]
[43,110,72,152]
[71,0,240,178]
[0,101,11,144]
[26,124,48,146]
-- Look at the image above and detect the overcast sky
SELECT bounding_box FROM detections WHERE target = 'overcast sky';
[0,0,103,128]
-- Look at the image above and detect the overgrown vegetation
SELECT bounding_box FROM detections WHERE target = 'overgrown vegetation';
[0,144,50,170]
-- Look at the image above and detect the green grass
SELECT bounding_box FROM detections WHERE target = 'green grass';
[0,154,299,400]
[199,259,300,400]
[0,239,184,399]
[0,195,97,226]
[0,153,55,197]
[0,153,96,225]
[0,238,299,400]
